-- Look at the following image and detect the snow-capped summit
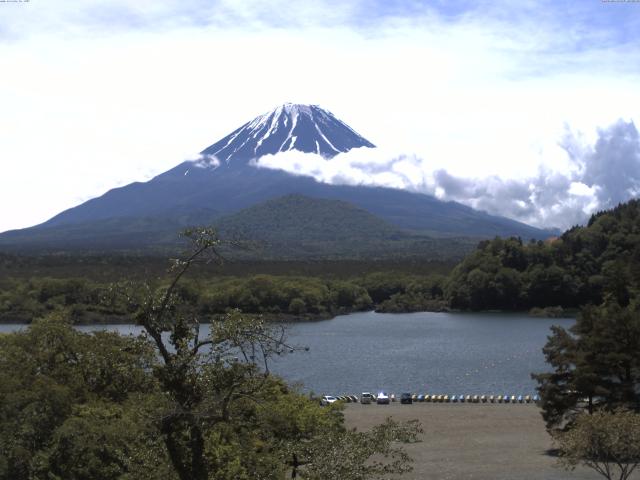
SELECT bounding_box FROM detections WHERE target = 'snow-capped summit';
[200,103,375,167]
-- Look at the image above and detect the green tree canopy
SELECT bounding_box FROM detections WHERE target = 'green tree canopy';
[554,409,640,480]
[0,228,422,480]
[533,301,640,430]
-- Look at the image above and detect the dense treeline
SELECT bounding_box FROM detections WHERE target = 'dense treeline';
[445,200,640,311]
[0,277,135,324]
[0,252,455,281]
[0,272,447,323]
[2,200,640,322]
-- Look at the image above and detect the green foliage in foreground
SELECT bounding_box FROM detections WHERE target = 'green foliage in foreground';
[0,315,421,480]
[0,314,338,479]
[533,301,640,430]
[0,313,169,480]
[553,409,640,480]
[0,229,422,479]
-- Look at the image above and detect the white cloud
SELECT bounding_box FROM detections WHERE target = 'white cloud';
[255,148,429,191]
[191,154,220,169]
[254,119,640,230]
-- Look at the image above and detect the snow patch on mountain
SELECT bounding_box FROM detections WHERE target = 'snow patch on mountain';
[199,103,375,167]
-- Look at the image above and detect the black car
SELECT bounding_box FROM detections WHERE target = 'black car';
[400,392,413,404]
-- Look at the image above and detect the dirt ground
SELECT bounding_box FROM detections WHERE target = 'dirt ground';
[344,402,609,480]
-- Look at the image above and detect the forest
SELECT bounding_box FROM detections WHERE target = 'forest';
[2,200,640,323]
[0,231,423,480]
[0,271,448,324]
[1,203,640,479]
[446,199,640,311]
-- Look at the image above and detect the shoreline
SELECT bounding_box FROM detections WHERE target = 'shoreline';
[0,307,577,326]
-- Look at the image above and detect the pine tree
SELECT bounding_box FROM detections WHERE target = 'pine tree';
[533,301,640,430]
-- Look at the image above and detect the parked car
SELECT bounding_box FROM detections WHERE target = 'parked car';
[320,395,338,406]
[360,392,374,404]
[400,392,413,404]
[376,392,390,404]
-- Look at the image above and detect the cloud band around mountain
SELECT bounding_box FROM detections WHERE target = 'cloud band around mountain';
[253,119,640,231]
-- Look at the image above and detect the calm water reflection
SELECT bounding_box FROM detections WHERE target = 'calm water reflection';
[0,311,574,396]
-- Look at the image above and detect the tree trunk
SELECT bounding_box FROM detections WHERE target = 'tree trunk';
[161,415,208,480]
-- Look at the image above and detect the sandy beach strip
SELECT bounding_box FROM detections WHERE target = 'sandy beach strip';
[344,402,606,480]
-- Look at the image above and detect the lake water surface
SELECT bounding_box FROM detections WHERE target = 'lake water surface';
[0,311,574,396]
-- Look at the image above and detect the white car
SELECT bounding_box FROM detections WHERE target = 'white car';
[361,392,374,404]
[376,391,390,404]
[320,395,338,406]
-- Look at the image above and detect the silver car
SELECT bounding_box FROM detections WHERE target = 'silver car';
[320,395,338,406]
[360,392,374,404]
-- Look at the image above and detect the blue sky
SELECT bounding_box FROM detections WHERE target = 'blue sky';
[5,1,636,42]
[1,0,639,231]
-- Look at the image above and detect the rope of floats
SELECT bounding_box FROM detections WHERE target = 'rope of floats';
[325,393,541,404]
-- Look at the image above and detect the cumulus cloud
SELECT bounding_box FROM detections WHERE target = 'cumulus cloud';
[572,120,640,205]
[428,167,594,230]
[255,148,429,191]
[254,120,640,230]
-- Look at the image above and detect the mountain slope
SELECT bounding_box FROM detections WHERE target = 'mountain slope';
[0,195,479,259]
[0,104,556,253]
[0,209,218,252]
[217,194,398,241]
[216,194,479,259]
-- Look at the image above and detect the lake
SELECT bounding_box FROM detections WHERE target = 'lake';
[0,311,573,397]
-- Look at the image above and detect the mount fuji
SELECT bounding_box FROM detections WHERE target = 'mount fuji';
[200,103,375,166]
[0,104,555,255]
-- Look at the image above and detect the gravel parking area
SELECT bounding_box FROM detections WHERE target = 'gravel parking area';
[344,402,606,480]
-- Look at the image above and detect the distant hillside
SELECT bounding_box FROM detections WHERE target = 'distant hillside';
[0,194,479,260]
[215,194,478,260]
[217,194,395,241]
[0,208,219,254]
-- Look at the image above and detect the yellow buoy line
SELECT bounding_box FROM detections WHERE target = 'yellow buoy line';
[327,393,540,404]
